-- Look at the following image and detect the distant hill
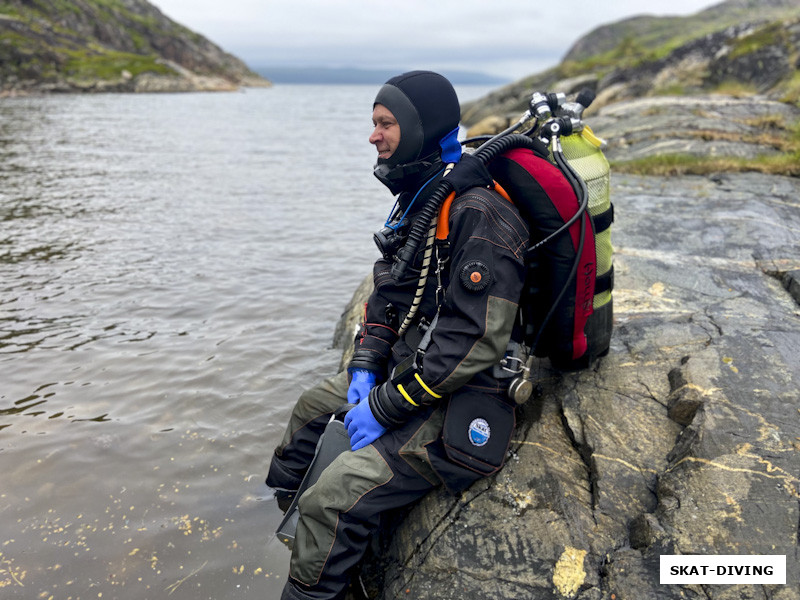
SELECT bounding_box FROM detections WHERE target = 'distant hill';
[462,0,800,126]
[563,0,800,63]
[0,0,270,94]
[254,66,510,86]
[461,0,800,178]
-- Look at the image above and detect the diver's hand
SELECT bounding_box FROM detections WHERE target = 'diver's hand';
[344,399,387,451]
[346,369,377,405]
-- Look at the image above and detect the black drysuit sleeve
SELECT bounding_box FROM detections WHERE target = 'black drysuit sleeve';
[421,187,529,394]
[348,258,411,376]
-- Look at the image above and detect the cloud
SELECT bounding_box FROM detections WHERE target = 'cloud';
[151,0,725,79]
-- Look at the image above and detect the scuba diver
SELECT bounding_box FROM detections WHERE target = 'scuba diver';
[266,70,529,600]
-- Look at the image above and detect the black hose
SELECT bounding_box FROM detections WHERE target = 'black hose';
[524,152,589,257]
[474,133,541,161]
[461,135,493,146]
[528,145,590,354]
[389,180,453,280]
[390,133,544,280]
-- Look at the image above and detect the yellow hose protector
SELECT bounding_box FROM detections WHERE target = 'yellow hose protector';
[414,373,441,398]
[397,384,419,407]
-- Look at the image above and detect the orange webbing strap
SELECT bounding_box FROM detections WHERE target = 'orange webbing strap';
[435,181,513,241]
[436,191,457,240]
[493,180,513,203]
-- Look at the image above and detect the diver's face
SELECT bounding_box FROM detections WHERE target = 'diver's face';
[369,104,400,161]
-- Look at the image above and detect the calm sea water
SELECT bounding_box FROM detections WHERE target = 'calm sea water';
[0,84,494,599]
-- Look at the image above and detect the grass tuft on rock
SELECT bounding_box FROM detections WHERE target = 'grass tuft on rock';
[613,151,800,178]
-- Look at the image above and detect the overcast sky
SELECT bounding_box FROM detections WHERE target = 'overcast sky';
[149,0,729,80]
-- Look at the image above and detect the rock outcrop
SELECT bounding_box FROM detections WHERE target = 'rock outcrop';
[324,2,800,598]
[464,93,800,171]
[585,94,800,164]
[0,0,269,95]
[338,171,800,599]
[462,1,800,132]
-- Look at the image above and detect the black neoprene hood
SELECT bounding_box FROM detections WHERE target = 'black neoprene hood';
[373,71,460,168]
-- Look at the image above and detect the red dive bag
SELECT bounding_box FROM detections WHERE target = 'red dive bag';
[488,144,613,370]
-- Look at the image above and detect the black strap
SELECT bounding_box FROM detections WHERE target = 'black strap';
[595,266,614,295]
[529,137,551,161]
[591,204,614,233]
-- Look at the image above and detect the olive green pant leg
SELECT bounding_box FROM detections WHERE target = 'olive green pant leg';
[266,370,349,490]
[285,409,443,599]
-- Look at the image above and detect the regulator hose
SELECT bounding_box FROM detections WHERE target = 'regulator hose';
[390,133,544,280]
[396,162,455,337]
[528,140,590,354]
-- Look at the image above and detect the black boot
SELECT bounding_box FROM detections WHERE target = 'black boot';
[274,489,297,514]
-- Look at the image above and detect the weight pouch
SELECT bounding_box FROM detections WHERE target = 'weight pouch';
[442,387,515,476]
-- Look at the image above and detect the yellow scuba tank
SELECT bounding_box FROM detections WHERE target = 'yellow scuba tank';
[560,125,613,362]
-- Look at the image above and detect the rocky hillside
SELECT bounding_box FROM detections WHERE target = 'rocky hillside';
[463,0,800,176]
[0,0,270,94]
[563,0,800,65]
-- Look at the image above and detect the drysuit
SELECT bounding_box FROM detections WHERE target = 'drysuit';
[267,71,529,600]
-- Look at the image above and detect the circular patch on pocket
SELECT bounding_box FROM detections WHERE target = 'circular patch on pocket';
[459,260,491,292]
[468,418,491,447]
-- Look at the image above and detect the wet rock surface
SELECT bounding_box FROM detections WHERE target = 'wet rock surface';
[588,95,800,163]
[338,172,800,599]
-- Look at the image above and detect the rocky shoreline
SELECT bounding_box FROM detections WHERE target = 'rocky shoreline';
[0,71,269,97]
[466,94,800,172]
[0,0,270,96]
[587,95,799,163]
[335,171,800,599]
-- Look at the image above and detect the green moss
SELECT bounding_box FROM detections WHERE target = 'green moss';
[0,3,23,18]
[652,84,688,97]
[562,13,800,95]
[614,114,800,177]
[560,33,682,78]
[729,21,790,59]
[744,114,788,131]
[63,49,174,80]
[776,71,800,107]
[1,0,190,84]
[0,29,35,49]
[709,80,759,97]
[22,0,81,19]
[612,151,800,178]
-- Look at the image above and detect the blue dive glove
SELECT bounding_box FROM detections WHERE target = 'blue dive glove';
[344,399,387,451]
[347,369,377,405]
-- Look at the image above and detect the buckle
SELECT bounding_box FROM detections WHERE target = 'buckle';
[500,355,525,374]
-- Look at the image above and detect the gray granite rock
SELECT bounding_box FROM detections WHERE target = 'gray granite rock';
[339,172,800,599]
[588,95,800,163]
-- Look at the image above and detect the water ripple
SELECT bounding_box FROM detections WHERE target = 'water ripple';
[0,85,493,599]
